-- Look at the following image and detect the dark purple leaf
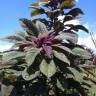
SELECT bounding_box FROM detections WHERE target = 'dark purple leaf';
[70,25,89,33]
[63,15,73,22]
[66,8,84,17]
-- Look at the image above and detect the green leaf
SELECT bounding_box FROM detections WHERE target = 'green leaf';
[72,47,92,59]
[0,53,2,60]
[0,35,23,43]
[56,79,65,91]
[36,21,48,33]
[15,31,26,40]
[4,69,21,76]
[30,1,48,8]
[2,51,25,63]
[52,44,73,54]
[0,59,18,69]
[25,48,41,66]
[4,69,21,81]
[67,67,83,82]
[22,68,40,81]
[53,50,70,65]
[61,0,75,9]
[45,9,61,19]
[57,32,78,44]
[40,59,56,78]
[45,11,52,17]
[31,8,45,16]
[88,83,96,95]
[19,18,39,36]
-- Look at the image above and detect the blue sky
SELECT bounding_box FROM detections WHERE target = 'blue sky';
[0,0,96,37]
[0,0,96,51]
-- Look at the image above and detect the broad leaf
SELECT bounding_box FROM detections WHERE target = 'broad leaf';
[2,51,25,63]
[52,44,73,54]
[0,53,2,60]
[36,21,48,33]
[63,15,73,22]
[31,8,45,16]
[60,0,75,9]
[0,59,18,69]
[56,32,78,44]
[66,8,84,17]
[45,9,61,19]
[4,69,21,81]
[67,67,83,82]
[30,1,48,8]
[25,48,41,66]
[89,84,96,95]
[0,35,23,43]
[64,32,78,44]
[40,59,56,78]
[45,11,52,17]
[15,31,26,40]
[0,64,14,70]
[70,25,89,33]
[72,47,92,59]
[53,50,70,65]
[4,69,21,76]
[22,68,40,81]
[19,18,39,36]
[56,79,65,91]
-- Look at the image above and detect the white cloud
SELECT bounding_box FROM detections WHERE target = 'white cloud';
[78,22,96,53]
[64,19,80,25]
[75,0,79,2]
[0,45,12,52]
[78,34,96,53]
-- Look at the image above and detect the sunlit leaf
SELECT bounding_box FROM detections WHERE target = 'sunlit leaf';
[0,59,18,69]
[61,32,78,44]
[0,36,23,43]
[56,79,65,91]
[2,51,25,63]
[36,20,48,33]
[15,31,26,40]
[31,8,45,16]
[53,50,70,65]
[4,69,21,81]
[30,1,48,8]
[67,67,83,82]
[45,9,61,18]
[25,48,41,66]
[22,68,40,81]
[61,0,75,9]
[52,44,73,54]
[89,84,96,94]
[72,47,92,59]
[19,18,39,36]
[40,59,56,78]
